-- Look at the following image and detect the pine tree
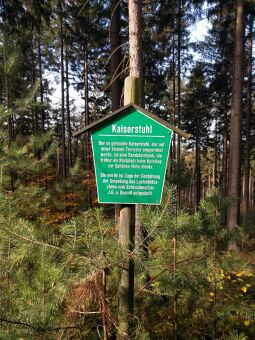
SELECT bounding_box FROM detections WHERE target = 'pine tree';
[227,0,245,245]
[182,62,211,211]
[243,7,254,224]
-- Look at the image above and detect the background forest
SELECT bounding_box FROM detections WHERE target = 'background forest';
[0,0,255,339]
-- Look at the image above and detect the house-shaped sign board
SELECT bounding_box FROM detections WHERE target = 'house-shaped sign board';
[74,104,190,205]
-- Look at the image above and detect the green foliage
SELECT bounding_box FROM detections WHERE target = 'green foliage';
[135,188,255,339]
[60,208,118,278]
[225,331,248,340]
[0,1,254,339]
[0,195,119,338]
[0,182,255,338]
[0,190,66,337]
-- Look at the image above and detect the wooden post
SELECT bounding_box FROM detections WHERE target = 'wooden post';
[118,76,139,338]
[123,76,140,105]
[102,252,109,340]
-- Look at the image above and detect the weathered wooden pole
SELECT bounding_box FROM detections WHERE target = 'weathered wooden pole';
[119,1,142,337]
[118,76,139,338]
[118,205,135,337]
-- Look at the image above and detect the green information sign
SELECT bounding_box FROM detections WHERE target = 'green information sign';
[91,108,173,204]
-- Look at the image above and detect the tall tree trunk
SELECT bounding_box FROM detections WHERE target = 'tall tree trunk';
[6,70,14,191]
[84,46,91,207]
[110,0,122,111]
[222,99,229,226]
[222,96,229,199]
[59,2,66,179]
[5,76,11,142]
[172,41,176,162]
[177,0,181,208]
[38,37,44,132]
[214,119,218,187]
[110,0,122,227]
[3,40,15,191]
[31,38,36,136]
[173,30,179,335]
[31,37,39,135]
[227,0,244,247]
[65,45,72,169]
[243,12,253,224]
[195,111,201,211]
[32,37,41,159]
[84,47,89,133]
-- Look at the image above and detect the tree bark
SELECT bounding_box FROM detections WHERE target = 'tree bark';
[59,1,66,179]
[214,119,218,187]
[65,45,72,169]
[118,77,139,338]
[243,12,253,223]
[177,0,181,208]
[172,41,176,162]
[195,110,201,212]
[5,69,12,142]
[84,46,91,207]
[32,37,41,159]
[3,39,14,191]
[222,96,228,199]
[118,202,135,339]
[31,38,39,135]
[227,0,244,246]
[222,97,229,226]
[117,1,143,336]
[128,0,146,265]
[110,0,122,227]
[110,0,122,111]
[128,0,143,106]
[38,37,44,132]
[84,47,89,131]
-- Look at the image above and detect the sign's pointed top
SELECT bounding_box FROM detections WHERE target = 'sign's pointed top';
[73,104,190,139]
